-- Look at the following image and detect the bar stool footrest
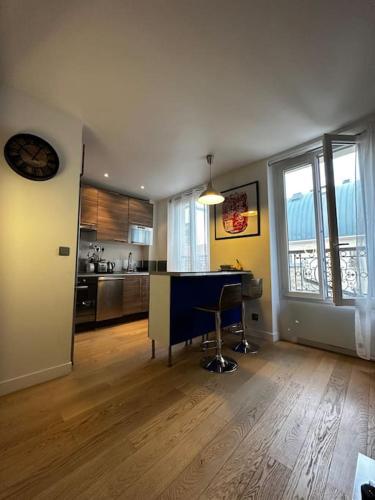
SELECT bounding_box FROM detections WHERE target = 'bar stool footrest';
[200,339,223,351]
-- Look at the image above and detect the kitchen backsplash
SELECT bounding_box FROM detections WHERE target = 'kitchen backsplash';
[78,230,148,273]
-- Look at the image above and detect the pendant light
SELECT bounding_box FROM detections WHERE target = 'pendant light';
[198,154,224,205]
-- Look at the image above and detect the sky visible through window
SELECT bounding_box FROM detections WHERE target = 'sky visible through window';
[285,147,357,199]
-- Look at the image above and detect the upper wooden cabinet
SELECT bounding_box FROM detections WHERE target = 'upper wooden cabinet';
[80,184,98,228]
[80,184,153,241]
[129,198,153,227]
[97,190,129,242]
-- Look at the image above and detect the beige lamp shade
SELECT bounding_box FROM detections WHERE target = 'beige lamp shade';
[198,181,225,205]
[197,154,224,205]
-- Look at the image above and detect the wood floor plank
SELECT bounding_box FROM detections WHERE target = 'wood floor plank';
[158,351,304,500]
[0,319,373,500]
[324,363,370,497]
[282,359,353,500]
[323,483,348,500]
[268,353,336,469]
[128,356,269,450]
[200,380,304,500]
[37,352,249,498]
[0,387,184,499]
[240,454,292,500]
[84,406,231,499]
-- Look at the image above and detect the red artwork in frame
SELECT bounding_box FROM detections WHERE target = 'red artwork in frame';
[214,181,260,240]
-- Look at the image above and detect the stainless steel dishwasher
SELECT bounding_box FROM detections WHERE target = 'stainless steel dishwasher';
[96,276,124,321]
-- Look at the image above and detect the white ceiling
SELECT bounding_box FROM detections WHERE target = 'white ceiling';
[1,0,375,199]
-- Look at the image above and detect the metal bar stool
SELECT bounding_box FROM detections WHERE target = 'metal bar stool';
[195,283,242,373]
[233,278,263,354]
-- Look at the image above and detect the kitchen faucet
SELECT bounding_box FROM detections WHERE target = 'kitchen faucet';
[127,251,133,272]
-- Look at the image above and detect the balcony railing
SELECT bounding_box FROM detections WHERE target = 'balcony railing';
[288,246,368,297]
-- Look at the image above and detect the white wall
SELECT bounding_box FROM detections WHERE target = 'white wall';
[0,85,82,395]
[278,300,356,353]
[148,198,168,261]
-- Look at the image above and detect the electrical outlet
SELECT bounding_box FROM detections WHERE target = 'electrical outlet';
[251,313,259,321]
[59,246,70,256]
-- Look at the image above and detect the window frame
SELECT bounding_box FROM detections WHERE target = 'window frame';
[275,137,362,304]
[275,148,330,301]
[322,133,358,306]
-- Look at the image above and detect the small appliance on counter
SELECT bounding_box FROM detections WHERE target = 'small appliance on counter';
[96,260,107,273]
[107,261,115,273]
[86,261,95,273]
[126,252,135,272]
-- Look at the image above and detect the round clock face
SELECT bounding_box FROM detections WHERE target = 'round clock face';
[4,133,59,181]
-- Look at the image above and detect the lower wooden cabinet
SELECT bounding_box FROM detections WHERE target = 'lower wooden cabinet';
[123,275,149,315]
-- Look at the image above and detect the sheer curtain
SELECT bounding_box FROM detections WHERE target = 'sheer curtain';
[355,121,375,360]
[167,187,210,272]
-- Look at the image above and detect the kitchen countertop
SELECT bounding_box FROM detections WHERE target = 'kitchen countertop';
[149,271,251,277]
[77,272,149,278]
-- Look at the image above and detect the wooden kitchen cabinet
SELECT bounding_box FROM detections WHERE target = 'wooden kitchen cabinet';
[129,198,153,227]
[123,275,150,315]
[80,184,98,227]
[97,190,129,242]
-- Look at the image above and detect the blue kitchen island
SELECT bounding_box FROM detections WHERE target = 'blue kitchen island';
[148,271,252,365]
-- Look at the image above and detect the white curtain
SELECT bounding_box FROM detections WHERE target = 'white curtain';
[167,187,210,272]
[355,122,375,360]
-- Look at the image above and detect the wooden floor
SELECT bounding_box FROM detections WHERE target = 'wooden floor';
[0,320,374,499]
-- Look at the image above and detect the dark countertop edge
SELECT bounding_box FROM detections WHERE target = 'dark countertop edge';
[149,271,252,277]
[77,272,150,277]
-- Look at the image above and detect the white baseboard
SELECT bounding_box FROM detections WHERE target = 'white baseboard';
[293,336,373,360]
[247,327,279,343]
[0,362,72,396]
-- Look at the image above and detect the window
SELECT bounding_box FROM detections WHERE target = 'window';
[167,187,210,272]
[275,135,366,304]
[284,162,320,294]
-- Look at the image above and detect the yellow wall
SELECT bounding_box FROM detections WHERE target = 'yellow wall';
[152,159,274,338]
[0,85,82,394]
[210,159,274,337]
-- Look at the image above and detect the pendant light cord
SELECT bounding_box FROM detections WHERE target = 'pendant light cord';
[207,154,214,183]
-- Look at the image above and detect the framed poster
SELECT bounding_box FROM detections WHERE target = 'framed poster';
[214,181,260,240]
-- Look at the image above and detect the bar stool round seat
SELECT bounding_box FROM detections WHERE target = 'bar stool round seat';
[195,283,242,373]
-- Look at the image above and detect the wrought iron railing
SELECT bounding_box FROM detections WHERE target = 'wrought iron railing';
[288,246,368,297]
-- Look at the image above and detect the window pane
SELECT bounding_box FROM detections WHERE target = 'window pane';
[284,164,320,294]
[167,192,209,272]
[319,144,367,298]
[195,202,209,271]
